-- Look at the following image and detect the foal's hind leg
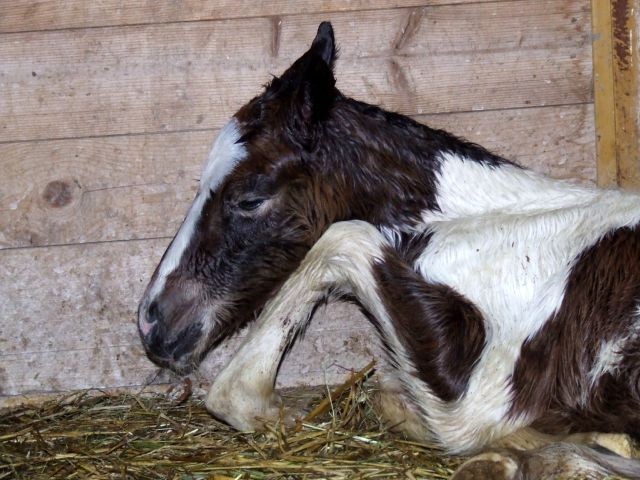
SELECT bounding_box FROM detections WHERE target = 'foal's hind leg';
[450,426,638,478]
[206,220,392,431]
[453,442,640,480]
[494,427,636,458]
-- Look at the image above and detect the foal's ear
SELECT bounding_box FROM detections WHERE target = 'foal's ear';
[284,22,338,148]
[309,21,337,70]
[299,21,337,116]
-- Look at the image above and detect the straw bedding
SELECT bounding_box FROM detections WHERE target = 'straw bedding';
[0,364,462,479]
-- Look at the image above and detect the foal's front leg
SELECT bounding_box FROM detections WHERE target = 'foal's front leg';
[205,220,389,431]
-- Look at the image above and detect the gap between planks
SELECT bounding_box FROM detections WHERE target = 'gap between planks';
[0,0,513,35]
[0,101,592,147]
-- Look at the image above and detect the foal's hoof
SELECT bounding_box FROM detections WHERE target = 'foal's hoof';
[205,387,298,432]
[452,451,519,480]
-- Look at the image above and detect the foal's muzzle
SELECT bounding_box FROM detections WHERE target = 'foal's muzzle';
[137,297,203,373]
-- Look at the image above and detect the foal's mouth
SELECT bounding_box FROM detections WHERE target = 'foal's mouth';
[139,321,205,374]
[142,345,200,375]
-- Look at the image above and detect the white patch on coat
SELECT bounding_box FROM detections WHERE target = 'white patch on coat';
[589,312,640,388]
[145,119,246,302]
[589,338,628,385]
[401,152,640,452]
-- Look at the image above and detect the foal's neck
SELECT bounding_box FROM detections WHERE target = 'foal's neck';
[321,97,507,229]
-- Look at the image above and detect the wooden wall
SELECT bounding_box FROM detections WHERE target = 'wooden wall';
[1,0,597,400]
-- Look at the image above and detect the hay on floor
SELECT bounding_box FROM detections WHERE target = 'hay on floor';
[0,364,461,479]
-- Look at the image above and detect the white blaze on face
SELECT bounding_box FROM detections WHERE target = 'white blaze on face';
[147,119,247,301]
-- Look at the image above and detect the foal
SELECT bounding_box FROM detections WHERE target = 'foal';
[139,22,640,478]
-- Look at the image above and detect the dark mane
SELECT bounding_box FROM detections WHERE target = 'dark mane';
[339,96,513,168]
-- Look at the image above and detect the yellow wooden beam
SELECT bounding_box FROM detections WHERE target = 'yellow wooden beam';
[592,0,639,189]
[592,0,617,187]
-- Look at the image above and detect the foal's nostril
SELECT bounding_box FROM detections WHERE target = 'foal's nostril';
[139,300,161,338]
[147,300,161,324]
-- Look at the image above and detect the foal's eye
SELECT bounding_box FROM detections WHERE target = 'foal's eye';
[237,199,265,212]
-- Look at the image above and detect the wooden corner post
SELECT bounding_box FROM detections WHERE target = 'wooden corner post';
[592,0,639,189]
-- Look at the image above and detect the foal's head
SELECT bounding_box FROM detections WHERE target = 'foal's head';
[138,23,344,372]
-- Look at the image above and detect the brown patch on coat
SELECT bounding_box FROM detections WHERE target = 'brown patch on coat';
[374,246,486,402]
[510,225,640,438]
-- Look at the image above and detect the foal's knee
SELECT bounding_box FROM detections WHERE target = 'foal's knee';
[295,221,387,293]
[309,220,385,261]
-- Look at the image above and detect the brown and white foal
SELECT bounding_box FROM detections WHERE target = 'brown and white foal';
[138,23,640,478]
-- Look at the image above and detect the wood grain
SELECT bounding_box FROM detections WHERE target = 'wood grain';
[591,0,640,189]
[611,0,639,189]
[591,0,618,187]
[0,236,376,395]
[0,1,592,142]
[0,104,595,249]
[0,0,502,34]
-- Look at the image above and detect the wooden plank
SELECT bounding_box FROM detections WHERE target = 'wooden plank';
[0,384,178,410]
[1,317,378,396]
[591,0,640,189]
[0,1,592,142]
[0,236,376,396]
[591,0,618,187]
[636,1,640,188]
[0,0,503,34]
[0,104,595,249]
[1,346,157,396]
[0,131,206,249]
